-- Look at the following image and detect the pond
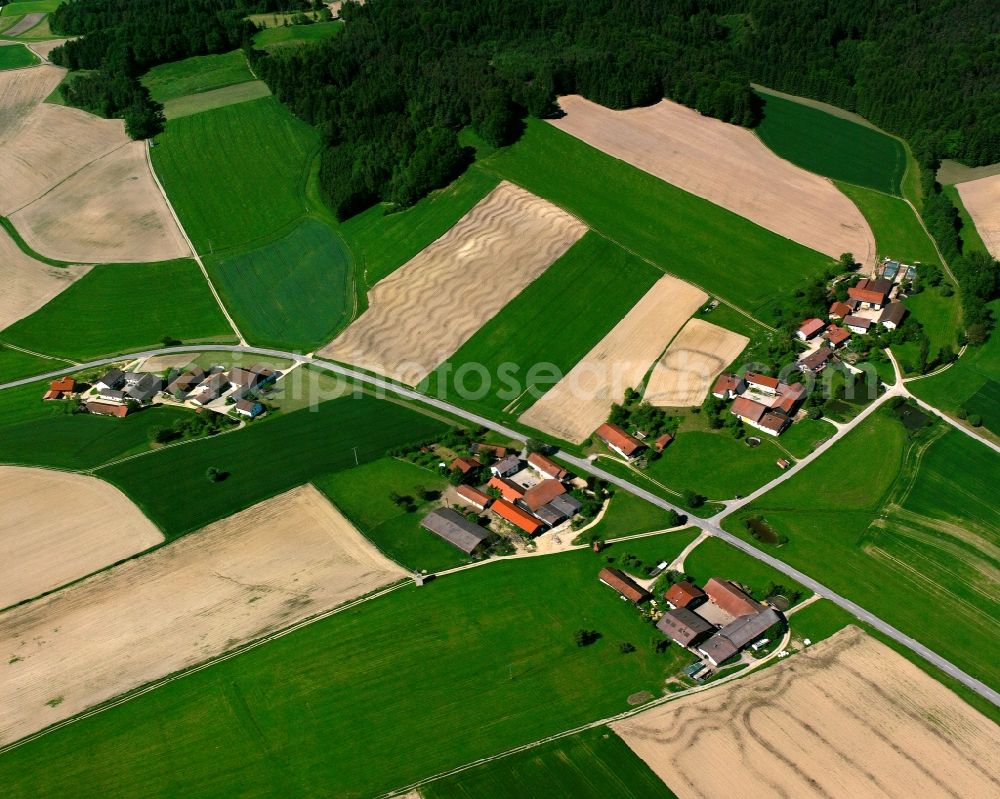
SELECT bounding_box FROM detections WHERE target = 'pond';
[745,516,780,544]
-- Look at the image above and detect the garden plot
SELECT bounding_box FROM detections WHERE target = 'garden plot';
[549,94,875,267]
[10,142,189,262]
[0,226,90,330]
[613,626,1000,799]
[0,484,405,746]
[957,173,1000,259]
[645,318,749,406]
[320,181,586,384]
[519,275,706,442]
[0,466,162,609]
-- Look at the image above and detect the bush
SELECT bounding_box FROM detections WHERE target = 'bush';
[574,629,600,647]
[968,414,983,427]
[957,407,968,419]
[618,641,636,654]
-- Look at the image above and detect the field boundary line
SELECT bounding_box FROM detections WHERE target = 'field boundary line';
[143,140,248,345]
[90,418,246,472]
[0,339,76,365]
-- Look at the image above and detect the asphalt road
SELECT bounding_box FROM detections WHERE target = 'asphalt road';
[4,343,998,708]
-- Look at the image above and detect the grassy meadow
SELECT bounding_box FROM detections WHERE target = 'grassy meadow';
[205,218,353,351]
[576,490,682,543]
[0,42,38,69]
[0,0,60,13]
[253,20,342,49]
[477,119,834,316]
[423,726,676,799]
[151,97,321,254]
[314,456,467,572]
[140,50,253,103]
[0,345,60,383]
[0,534,699,798]
[423,232,660,413]
[162,80,271,119]
[755,90,906,195]
[101,393,447,538]
[0,260,235,360]
[724,410,1000,691]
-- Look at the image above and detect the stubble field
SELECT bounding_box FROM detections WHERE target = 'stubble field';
[956,173,1000,259]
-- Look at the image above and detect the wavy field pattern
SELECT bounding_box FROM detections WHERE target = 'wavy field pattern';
[321,181,587,384]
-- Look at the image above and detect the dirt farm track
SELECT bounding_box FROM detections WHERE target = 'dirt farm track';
[613,627,1000,799]
[0,485,405,746]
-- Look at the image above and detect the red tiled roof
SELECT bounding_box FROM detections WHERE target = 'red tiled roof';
[665,581,705,608]
[493,499,543,534]
[745,372,780,390]
[594,423,645,457]
[704,577,762,618]
[730,397,767,423]
[42,389,62,400]
[829,301,852,318]
[774,382,806,414]
[451,456,482,475]
[85,401,128,418]
[712,374,742,395]
[521,479,567,512]
[487,476,524,502]
[824,325,851,347]
[457,485,492,508]
[527,452,568,480]
[476,443,508,458]
[654,433,674,452]
[599,568,651,603]
[758,412,789,433]
[49,376,75,392]
[798,318,826,337]
[848,286,887,304]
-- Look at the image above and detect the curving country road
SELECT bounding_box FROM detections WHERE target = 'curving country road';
[2,343,998,708]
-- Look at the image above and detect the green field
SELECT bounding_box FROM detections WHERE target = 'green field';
[423,726,675,799]
[0,344,60,383]
[205,218,353,350]
[140,50,253,103]
[725,410,1000,691]
[162,80,271,119]
[314,456,468,572]
[909,300,1000,435]
[776,417,836,458]
[943,184,990,256]
[0,381,195,470]
[340,168,499,287]
[0,42,38,70]
[477,119,833,315]
[680,535,808,605]
[101,393,447,538]
[0,260,234,360]
[786,599,855,643]
[0,535,698,798]
[151,97,322,253]
[0,0,59,14]
[577,490,682,543]
[253,20,342,49]
[836,183,940,265]
[755,90,906,195]
[424,233,660,413]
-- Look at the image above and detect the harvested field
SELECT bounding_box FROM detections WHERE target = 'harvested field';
[3,12,43,36]
[0,226,89,330]
[549,95,875,267]
[23,38,64,61]
[0,63,60,146]
[613,627,1000,799]
[957,173,1000,259]
[519,275,706,443]
[10,142,189,262]
[137,353,196,372]
[645,318,749,407]
[0,466,161,609]
[320,181,586,384]
[162,79,271,119]
[0,484,405,746]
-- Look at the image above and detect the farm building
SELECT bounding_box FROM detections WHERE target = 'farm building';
[828,300,852,319]
[823,325,851,348]
[665,581,706,609]
[527,452,568,481]
[882,260,901,281]
[698,607,781,666]
[97,388,126,403]
[164,367,205,397]
[124,373,162,403]
[729,397,789,436]
[85,401,129,418]
[798,346,834,374]
[492,498,544,535]
[546,492,582,518]
[843,315,873,335]
[744,372,780,395]
[475,443,509,459]
[879,302,907,329]
[848,278,892,309]
[228,367,265,392]
[490,454,521,478]
[712,373,746,400]
[598,567,651,604]
[697,634,738,666]
[594,423,645,459]
[772,382,806,414]
[797,318,826,341]
[450,457,483,479]
[487,475,525,502]
[777,458,790,470]
[94,368,125,392]
[43,376,76,400]
[520,479,567,513]
[420,508,492,555]
[234,399,264,418]
[704,577,763,618]
[654,433,674,452]
[657,607,715,646]
[190,373,230,406]
[456,484,493,510]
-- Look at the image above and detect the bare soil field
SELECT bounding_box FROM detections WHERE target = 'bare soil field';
[957,173,1000,259]
[613,626,1000,799]
[0,466,162,610]
[0,484,405,746]
[0,104,125,214]
[10,142,190,262]
[138,353,196,372]
[3,12,44,37]
[24,37,65,61]
[519,275,706,442]
[0,226,90,330]
[320,181,586,384]
[0,63,61,146]
[550,94,876,267]
[645,318,749,407]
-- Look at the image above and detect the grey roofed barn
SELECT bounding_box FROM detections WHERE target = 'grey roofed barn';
[716,607,781,649]
[698,634,739,666]
[548,493,582,517]
[420,508,492,554]
[656,607,715,646]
